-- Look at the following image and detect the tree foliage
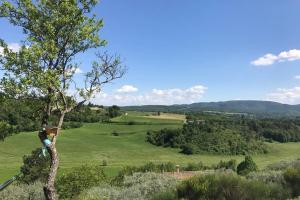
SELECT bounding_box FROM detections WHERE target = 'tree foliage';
[56,165,107,199]
[237,155,258,175]
[0,0,125,198]
[19,148,51,184]
[147,122,267,155]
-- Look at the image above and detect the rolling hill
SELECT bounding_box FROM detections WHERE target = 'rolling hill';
[123,100,300,117]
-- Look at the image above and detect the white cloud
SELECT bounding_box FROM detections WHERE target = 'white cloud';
[74,68,83,74]
[0,43,21,56]
[251,54,278,66]
[266,86,300,104]
[117,85,138,93]
[251,49,300,66]
[294,75,300,79]
[92,85,207,106]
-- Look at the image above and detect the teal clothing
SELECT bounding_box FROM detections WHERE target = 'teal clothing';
[43,139,51,147]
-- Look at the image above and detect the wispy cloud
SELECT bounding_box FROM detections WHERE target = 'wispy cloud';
[92,85,207,106]
[251,49,300,66]
[117,85,138,93]
[294,75,300,79]
[266,86,300,104]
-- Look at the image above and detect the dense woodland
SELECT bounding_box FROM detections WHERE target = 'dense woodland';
[147,113,300,155]
[0,94,121,140]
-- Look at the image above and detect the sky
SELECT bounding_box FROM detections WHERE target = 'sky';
[1,0,300,105]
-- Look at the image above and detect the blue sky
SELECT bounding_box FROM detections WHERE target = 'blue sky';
[1,0,300,105]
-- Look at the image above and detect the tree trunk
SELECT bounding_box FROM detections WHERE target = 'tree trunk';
[44,143,59,200]
[44,112,65,200]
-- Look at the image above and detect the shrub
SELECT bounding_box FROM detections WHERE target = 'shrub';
[184,162,205,171]
[237,155,258,175]
[102,160,108,166]
[177,174,290,200]
[0,181,45,200]
[56,165,107,199]
[151,190,178,200]
[78,172,178,200]
[127,120,136,125]
[284,167,300,197]
[158,162,176,172]
[19,148,50,184]
[112,131,119,136]
[62,121,82,129]
[267,159,300,171]
[0,121,13,141]
[215,159,237,171]
[180,144,197,155]
[247,170,285,185]
[112,162,176,185]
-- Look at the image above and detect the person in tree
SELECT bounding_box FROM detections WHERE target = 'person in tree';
[38,125,58,158]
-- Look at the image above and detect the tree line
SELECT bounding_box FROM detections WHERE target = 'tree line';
[0,93,121,141]
[147,113,300,155]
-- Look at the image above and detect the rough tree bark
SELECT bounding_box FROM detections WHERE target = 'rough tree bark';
[43,112,65,200]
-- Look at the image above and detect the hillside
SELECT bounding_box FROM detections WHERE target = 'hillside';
[123,100,300,117]
[1,112,300,183]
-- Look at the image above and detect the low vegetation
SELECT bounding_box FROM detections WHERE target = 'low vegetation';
[78,172,177,200]
[56,165,107,199]
[2,157,300,199]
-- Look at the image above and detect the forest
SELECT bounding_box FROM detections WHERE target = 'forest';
[0,93,121,140]
[147,112,300,155]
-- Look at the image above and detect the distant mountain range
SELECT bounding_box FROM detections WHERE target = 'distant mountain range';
[122,100,300,117]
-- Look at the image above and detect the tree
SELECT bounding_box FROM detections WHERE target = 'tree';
[0,120,13,141]
[0,1,125,199]
[237,155,258,175]
[19,148,51,184]
[108,105,121,118]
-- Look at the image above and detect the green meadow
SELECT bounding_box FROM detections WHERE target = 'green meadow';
[0,112,299,182]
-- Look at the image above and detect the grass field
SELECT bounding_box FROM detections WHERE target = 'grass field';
[0,111,300,182]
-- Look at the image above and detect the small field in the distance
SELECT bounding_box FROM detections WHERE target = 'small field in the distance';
[0,111,299,182]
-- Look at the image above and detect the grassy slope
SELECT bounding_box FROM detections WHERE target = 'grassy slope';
[0,112,300,182]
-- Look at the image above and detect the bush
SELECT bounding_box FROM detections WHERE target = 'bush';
[237,155,258,175]
[112,131,119,136]
[19,148,50,184]
[215,159,237,171]
[177,174,290,200]
[151,190,178,200]
[284,167,300,197]
[184,162,205,171]
[78,172,178,200]
[102,160,108,166]
[62,121,82,129]
[0,181,45,200]
[0,121,13,141]
[247,170,285,185]
[112,162,176,185]
[180,144,197,155]
[127,120,136,125]
[267,159,300,171]
[56,165,107,199]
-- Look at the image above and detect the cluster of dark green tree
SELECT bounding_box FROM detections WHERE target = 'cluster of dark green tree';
[147,113,300,155]
[0,92,122,140]
[0,93,44,140]
[147,122,267,155]
[188,113,300,143]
